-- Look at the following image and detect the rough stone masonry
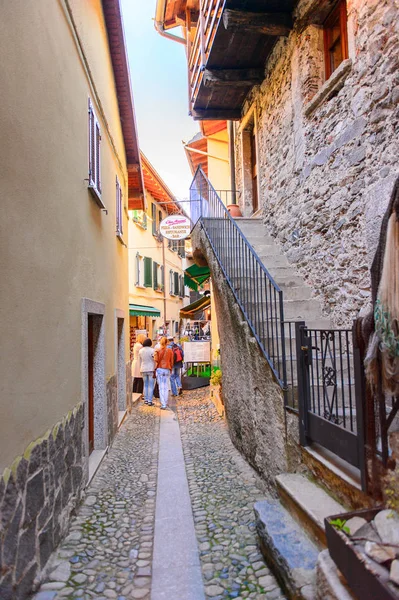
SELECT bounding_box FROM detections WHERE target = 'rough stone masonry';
[235,0,399,327]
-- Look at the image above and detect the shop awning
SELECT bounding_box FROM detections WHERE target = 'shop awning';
[184,264,211,291]
[129,304,161,317]
[180,295,211,318]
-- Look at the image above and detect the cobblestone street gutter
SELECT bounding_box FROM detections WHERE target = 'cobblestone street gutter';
[32,405,160,600]
[177,390,286,600]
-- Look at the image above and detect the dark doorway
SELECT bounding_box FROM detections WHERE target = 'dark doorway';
[88,315,95,454]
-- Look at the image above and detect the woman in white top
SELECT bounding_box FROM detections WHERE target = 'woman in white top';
[131,333,146,394]
[139,338,155,405]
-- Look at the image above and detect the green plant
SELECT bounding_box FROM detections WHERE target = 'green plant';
[384,467,399,513]
[210,369,222,387]
[329,518,350,534]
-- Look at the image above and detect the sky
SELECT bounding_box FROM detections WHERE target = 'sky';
[120,0,199,200]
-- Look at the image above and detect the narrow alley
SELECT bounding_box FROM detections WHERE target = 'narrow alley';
[32,391,285,600]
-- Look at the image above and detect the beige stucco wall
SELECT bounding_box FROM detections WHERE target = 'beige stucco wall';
[207,129,231,194]
[128,190,189,341]
[0,0,130,470]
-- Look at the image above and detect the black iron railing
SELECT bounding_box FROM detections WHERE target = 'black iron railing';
[190,167,287,387]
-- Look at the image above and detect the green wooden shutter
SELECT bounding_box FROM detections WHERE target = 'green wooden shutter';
[153,262,158,289]
[144,257,152,287]
[174,272,179,295]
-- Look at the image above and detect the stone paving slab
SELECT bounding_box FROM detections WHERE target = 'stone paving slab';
[176,389,287,600]
[31,403,160,600]
[151,408,205,600]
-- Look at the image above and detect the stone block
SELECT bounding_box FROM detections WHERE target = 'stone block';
[16,521,36,581]
[3,501,23,567]
[0,473,18,529]
[24,470,45,524]
[39,519,54,570]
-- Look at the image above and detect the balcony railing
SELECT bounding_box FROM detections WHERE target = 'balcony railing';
[188,0,224,113]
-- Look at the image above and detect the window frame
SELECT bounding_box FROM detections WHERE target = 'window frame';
[88,98,103,207]
[323,0,348,81]
[116,176,123,238]
[151,203,157,236]
[135,253,144,288]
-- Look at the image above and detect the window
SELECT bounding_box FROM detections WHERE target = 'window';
[132,210,147,229]
[144,257,152,287]
[116,177,123,237]
[169,270,174,295]
[153,262,163,291]
[176,239,186,258]
[160,265,165,290]
[153,261,158,290]
[174,272,179,296]
[88,98,102,203]
[158,210,163,229]
[324,0,348,80]
[179,275,184,298]
[151,204,157,236]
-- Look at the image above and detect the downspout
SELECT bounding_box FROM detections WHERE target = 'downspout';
[228,120,237,205]
[154,0,186,45]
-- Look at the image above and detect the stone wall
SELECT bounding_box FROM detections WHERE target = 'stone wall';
[107,375,118,446]
[192,225,301,489]
[0,404,84,599]
[235,0,399,327]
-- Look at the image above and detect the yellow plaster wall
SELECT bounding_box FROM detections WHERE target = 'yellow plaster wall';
[0,0,130,470]
[207,129,231,195]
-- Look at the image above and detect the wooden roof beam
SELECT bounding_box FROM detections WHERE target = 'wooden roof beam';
[223,9,292,37]
[203,68,264,88]
[192,108,241,120]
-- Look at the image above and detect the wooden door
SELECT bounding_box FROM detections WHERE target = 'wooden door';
[88,316,94,454]
[251,129,258,213]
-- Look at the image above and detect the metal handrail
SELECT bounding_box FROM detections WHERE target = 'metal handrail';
[190,167,287,388]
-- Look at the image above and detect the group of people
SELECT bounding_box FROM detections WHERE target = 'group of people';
[131,334,184,409]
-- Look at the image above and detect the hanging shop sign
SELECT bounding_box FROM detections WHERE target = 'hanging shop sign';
[159,215,191,240]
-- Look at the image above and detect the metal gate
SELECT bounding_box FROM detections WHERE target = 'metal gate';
[296,322,366,488]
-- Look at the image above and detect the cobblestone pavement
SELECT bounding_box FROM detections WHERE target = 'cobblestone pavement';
[177,390,286,600]
[32,403,160,600]
[32,390,285,600]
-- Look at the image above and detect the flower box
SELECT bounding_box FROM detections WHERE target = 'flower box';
[325,507,399,600]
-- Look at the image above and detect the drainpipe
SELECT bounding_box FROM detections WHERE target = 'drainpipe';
[228,120,237,204]
[154,0,186,45]
[227,120,242,216]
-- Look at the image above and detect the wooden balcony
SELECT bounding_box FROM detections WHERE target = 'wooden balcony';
[187,0,295,120]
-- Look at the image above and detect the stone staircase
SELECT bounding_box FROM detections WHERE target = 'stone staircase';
[234,218,331,327]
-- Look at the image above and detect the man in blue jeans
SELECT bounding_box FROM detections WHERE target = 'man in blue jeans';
[167,336,184,396]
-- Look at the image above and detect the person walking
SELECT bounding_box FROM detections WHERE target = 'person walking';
[167,336,184,397]
[139,338,155,406]
[131,333,146,395]
[154,336,173,409]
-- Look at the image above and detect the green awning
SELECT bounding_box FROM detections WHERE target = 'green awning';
[180,295,211,318]
[129,304,161,317]
[184,264,211,291]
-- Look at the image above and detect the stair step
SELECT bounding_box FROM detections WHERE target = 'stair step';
[254,499,318,600]
[232,280,312,301]
[276,473,346,548]
[316,550,356,600]
[247,299,323,320]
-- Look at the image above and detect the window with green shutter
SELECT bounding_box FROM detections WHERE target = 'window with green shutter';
[174,272,179,296]
[161,265,165,289]
[153,261,158,290]
[144,257,152,287]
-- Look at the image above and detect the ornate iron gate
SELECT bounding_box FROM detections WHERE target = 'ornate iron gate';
[296,322,366,489]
